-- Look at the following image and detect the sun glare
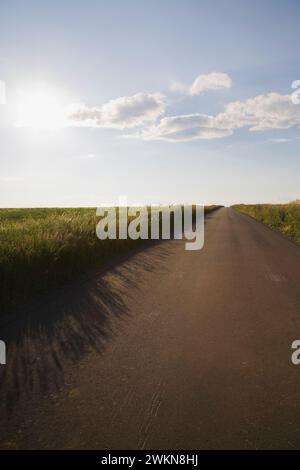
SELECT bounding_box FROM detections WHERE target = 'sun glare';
[15,86,66,130]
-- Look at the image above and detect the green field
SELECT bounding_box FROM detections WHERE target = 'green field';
[233,202,300,243]
[0,206,221,313]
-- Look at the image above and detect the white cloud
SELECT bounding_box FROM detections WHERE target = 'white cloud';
[69,92,166,129]
[189,72,232,95]
[170,72,232,96]
[66,82,299,143]
[138,114,232,142]
[216,92,300,131]
[136,92,300,142]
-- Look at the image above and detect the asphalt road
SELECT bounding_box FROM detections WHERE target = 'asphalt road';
[1,207,300,449]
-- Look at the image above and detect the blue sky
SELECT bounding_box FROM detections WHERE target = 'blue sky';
[0,0,300,207]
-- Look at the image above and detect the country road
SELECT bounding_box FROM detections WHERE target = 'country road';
[1,207,300,450]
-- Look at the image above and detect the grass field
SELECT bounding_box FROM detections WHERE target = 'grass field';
[0,205,221,313]
[233,202,300,244]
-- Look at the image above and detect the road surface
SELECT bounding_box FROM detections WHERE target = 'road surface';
[1,207,300,449]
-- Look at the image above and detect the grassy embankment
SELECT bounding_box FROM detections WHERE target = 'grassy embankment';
[233,202,300,243]
[0,205,221,313]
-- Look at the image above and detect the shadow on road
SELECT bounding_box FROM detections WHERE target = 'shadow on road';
[0,241,173,422]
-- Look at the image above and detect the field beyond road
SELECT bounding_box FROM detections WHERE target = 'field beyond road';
[233,202,300,244]
[1,207,300,449]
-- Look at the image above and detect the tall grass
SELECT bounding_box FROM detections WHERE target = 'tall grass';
[233,202,300,243]
[0,208,132,312]
[0,206,221,313]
